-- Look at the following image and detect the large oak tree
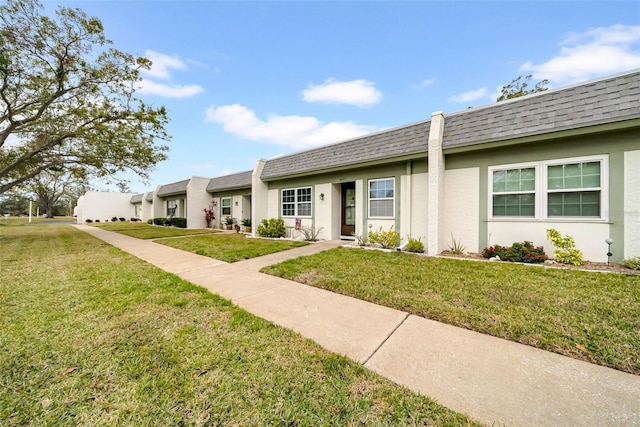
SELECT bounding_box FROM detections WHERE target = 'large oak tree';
[0,0,169,194]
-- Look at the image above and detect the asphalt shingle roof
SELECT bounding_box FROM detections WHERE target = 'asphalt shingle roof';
[156,179,190,197]
[261,120,431,180]
[130,193,143,203]
[442,70,640,149]
[145,192,153,202]
[207,170,253,192]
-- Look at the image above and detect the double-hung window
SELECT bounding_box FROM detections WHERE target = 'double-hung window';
[282,187,312,217]
[369,178,395,218]
[547,161,601,217]
[489,155,607,220]
[221,197,231,216]
[491,167,536,217]
[167,200,177,217]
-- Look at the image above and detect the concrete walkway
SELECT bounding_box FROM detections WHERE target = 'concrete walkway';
[75,225,640,427]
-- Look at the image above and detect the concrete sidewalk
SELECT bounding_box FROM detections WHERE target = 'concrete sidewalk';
[75,225,640,427]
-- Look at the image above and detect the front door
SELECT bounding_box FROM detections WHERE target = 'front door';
[341,182,356,236]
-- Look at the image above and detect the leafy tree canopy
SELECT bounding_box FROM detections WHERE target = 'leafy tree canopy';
[0,0,170,195]
[496,74,549,102]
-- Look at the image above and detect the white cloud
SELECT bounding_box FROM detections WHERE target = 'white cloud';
[520,24,640,84]
[136,50,204,99]
[449,87,488,103]
[136,80,204,99]
[302,78,382,107]
[140,50,188,80]
[204,104,378,149]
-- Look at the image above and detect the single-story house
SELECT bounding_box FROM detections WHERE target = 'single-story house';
[76,70,639,262]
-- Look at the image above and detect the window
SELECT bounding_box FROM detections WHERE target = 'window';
[491,167,536,217]
[489,155,607,220]
[167,200,177,216]
[547,161,601,217]
[369,178,394,218]
[221,197,231,216]
[281,187,312,217]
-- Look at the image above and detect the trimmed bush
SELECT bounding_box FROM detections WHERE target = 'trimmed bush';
[405,237,425,253]
[85,219,93,223]
[118,217,126,222]
[622,256,640,270]
[257,218,286,238]
[111,216,118,222]
[172,217,187,228]
[482,241,547,263]
[546,229,583,266]
[153,218,165,226]
[368,226,401,249]
[95,219,100,223]
[147,219,153,224]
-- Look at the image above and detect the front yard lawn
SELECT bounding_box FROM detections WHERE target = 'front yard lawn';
[157,233,308,263]
[261,247,640,375]
[0,225,476,426]
[94,222,217,239]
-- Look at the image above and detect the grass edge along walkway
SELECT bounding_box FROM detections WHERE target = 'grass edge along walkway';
[0,225,477,426]
[261,246,640,375]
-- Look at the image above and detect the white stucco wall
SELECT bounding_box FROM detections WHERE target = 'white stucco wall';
[624,150,640,259]
[186,176,211,229]
[443,168,480,253]
[141,193,153,222]
[76,191,135,223]
[410,172,429,245]
[488,221,610,263]
[314,183,334,240]
[267,188,279,219]
[251,159,269,237]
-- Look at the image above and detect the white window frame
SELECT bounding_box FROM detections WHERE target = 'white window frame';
[488,162,539,220]
[281,187,312,218]
[368,178,395,219]
[488,155,608,222]
[166,199,177,217]
[221,197,232,217]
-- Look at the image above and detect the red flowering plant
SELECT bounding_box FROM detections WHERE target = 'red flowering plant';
[481,241,547,263]
[203,205,216,228]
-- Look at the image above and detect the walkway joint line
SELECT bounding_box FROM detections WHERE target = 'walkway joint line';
[362,312,410,366]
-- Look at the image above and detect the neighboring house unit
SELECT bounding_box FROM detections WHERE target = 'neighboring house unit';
[206,170,253,229]
[76,191,136,223]
[76,70,640,262]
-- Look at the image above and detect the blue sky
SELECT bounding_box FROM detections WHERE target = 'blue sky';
[48,1,640,193]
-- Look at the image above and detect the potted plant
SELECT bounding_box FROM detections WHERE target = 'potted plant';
[241,218,252,233]
[223,216,236,230]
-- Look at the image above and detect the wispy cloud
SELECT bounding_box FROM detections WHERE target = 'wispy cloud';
[520,24,640,84]
[448,87,488,103]
[302,78,382,107]
[204,104,378,149]
[137,50,204,98]
[412,78,436,90]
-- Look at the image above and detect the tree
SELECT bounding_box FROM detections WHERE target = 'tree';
[30,170,88,217]
[496,75,549,102]
[0,0,169,195]
[0,191,29,215]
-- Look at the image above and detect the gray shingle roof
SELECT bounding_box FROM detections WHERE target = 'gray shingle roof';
[207,170,253,192]
[443,70,640,149]
[130,193,143,203]
[261,120,431,180]
[145,192,153,202]
[156,179,190,197]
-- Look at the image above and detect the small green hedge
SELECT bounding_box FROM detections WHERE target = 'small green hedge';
[152,217,187,228]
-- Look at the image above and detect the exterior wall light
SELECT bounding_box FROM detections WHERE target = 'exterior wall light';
[605,238,614,265]
[319,193,324,200]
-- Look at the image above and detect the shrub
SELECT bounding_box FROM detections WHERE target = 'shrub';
[118,217,126,222]
[85,219,93,223]
[95,219,100,223]
[368,226,401,249]
[546,229,583,266]
[448,233,465,254]
[257,218,286,238]
[299,225,323,241]
[153,218,165,226]
[172,217,187,228]
[352,231,369,246]
[147,219,152,224]
[111,216,118,222]
[405,237,425,253]
[622,256,640,270]
[482,241,547,263]
[130,218,141,222]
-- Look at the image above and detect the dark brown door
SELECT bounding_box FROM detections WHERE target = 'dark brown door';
[341,182,356,236]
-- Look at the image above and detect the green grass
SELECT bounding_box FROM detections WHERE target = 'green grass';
[93,221,217,239]
[261,247,640,375]
[157,232,308,263]
[0,216,75,226]
[0,225,476,426]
